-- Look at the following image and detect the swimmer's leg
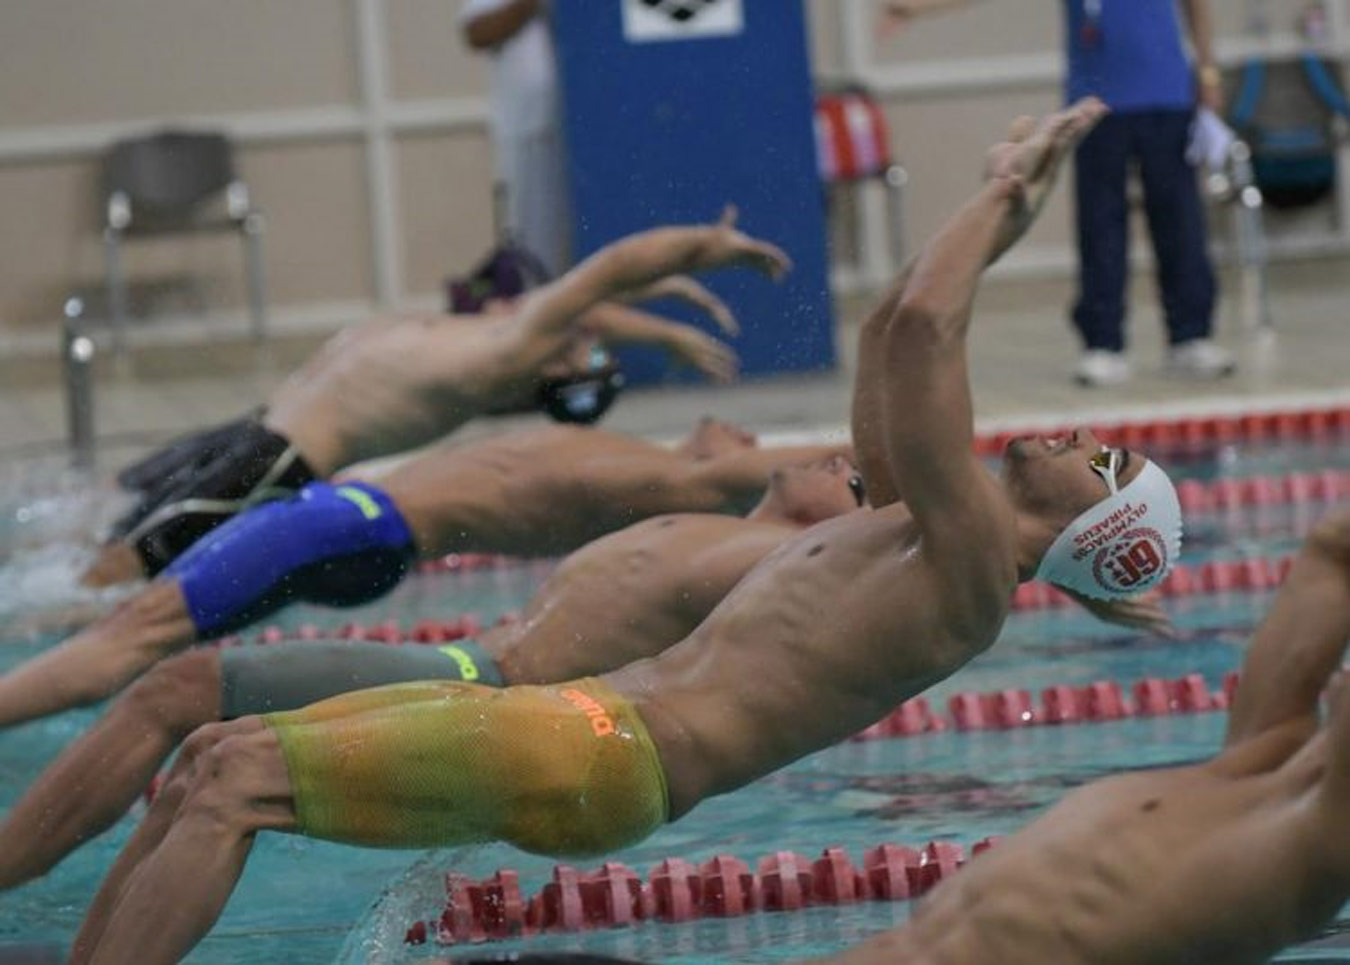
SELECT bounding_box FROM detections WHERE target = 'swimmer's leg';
[72,717,283,965]
[0,649,220,890]
[217,638,506,717]
[86,415,317,588]
[0,581,197,729]
[0,481,414,729]
[0,638,500,887]
[77,697,433,965]
[82,680,668,965]
[81,543,149,589]
[167,480,416,638]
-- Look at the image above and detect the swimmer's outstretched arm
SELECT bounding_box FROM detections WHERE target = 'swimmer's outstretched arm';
[851,256,919,508]
[1224,506,1350,747]
[611,274,739,333]
[676,445,856,514]
[1220,506,1350,877]
[508,210,790,373]
[579,302,741,383]
[578,444,855,523]
[862,103,1105,542]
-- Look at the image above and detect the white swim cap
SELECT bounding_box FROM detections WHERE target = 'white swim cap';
[1036,457,1182,600]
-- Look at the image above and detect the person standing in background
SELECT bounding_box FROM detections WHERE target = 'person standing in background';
[1065,0,1234,386]
[461,0,572,277]
[887,0,1236,387]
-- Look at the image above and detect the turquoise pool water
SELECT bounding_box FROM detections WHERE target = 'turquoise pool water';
[0,438,1346,963]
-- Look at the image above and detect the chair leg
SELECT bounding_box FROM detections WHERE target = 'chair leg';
[1228,147,1273,332]
[241,213,268,341]
[103,227,129,356]
[884,163,909,270]
[62,299,97,471]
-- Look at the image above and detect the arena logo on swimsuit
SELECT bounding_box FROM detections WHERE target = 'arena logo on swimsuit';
[560,688,617,737]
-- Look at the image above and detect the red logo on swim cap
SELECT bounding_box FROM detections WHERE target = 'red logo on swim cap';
[1092,527,1168,593]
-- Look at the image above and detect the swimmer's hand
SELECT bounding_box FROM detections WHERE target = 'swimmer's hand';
[984,99,1108,257]
[695,205,793,282]
[666,325,741,384]
[1065,587,1178,639]
[620,275,740,336]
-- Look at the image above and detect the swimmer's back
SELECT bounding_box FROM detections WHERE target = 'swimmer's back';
[371,427,710,558]
[866,735,1333,965]
[267,313,535,471]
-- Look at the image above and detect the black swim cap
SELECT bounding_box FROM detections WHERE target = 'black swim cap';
[537,363,625,425]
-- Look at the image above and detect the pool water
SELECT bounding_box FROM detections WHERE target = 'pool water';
[0,438,1346,963]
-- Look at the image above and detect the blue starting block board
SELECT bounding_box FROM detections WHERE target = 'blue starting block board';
[552,0,836,385]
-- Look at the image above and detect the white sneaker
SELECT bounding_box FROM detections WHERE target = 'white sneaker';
[1074,350,1133,387]
[1166,338,1236,380]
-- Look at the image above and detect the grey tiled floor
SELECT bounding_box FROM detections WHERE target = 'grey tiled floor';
[1,258,1347,470]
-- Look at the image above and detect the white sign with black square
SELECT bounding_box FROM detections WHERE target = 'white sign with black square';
[622,0,744,43]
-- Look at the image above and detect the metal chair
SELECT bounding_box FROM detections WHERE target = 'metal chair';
[100,129,267,353]
[1206,140,1274,333]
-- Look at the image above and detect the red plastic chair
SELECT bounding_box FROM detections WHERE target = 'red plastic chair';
[814,87,908,274]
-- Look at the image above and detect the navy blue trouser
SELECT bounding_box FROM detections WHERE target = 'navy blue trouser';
[1072,109,1216,352]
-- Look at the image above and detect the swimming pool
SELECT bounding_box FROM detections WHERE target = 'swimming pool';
[0,429,1347,963]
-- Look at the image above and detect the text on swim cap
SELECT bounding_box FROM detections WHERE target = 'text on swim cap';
[1070,501,1149,562]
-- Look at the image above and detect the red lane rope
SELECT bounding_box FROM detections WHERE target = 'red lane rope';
[1175,468,1348,513]
[404,837,1000,947]
[973,403,1350,457]
[853,669,1239,741]
[1012,553,1296,612]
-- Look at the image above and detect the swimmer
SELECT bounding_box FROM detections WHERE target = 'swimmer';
[85,210,788,587]
[823,504,1350,965]
[0,447,1168,889]
[0,453,861,888]
[73,101,1173,965]
[0,420,852,729]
